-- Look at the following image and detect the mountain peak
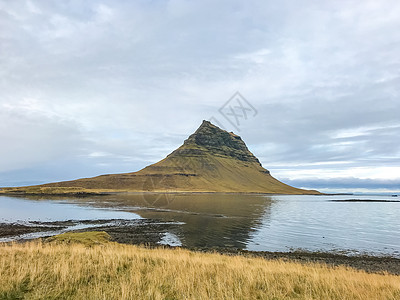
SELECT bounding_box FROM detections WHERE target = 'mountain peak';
[185,120,231,144]
[181,120,262,165]
[189,120,225,136]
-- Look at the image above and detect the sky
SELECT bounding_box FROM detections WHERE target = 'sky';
[0,0,399,194]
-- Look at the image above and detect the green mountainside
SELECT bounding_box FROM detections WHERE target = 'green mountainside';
[1,120,320,195]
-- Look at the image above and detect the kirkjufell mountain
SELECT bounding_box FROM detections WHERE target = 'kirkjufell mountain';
[1,120,320,195]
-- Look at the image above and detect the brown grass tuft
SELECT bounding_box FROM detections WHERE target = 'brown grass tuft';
[0,238,399,299]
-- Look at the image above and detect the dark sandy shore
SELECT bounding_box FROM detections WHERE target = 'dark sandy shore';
[196,248,400,275]
[1,220,399,275]
[330,199,400,202]
[0,223,64,238]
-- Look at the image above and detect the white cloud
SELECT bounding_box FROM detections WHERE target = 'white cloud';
[272,167,400,181]
[0,0,399,191]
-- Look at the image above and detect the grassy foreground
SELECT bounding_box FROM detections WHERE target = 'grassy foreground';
[0,233,399,300]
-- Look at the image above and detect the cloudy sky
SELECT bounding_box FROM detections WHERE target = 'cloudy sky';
[1,0,399,193]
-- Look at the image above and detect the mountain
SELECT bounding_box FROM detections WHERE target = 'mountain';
[1,120,320,195]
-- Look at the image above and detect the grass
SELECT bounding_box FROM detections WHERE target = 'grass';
[46,231,112,246]
[0,232,399,299]
[0,186,114,195]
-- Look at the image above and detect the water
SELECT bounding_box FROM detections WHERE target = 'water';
[0,196,141,222]
[0,196,141,242]
[1,194,399,257]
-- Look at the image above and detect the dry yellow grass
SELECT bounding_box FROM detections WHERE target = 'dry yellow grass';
[0,186,115,195]
[0,235,399,300]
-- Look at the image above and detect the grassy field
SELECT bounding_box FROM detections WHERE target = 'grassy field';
[0,232,399,300]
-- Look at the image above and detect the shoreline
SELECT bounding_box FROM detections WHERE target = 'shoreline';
[0,190,330,197]
[1,221,399,275]
[189,247,400,275]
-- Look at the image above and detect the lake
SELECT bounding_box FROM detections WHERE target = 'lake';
[0,194,399,257]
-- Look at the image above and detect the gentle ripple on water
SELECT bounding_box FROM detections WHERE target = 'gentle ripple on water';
[1,194,399,257]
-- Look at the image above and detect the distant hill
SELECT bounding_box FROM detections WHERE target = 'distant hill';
[1,120,320,195]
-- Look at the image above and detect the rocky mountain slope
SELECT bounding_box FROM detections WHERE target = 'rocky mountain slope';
[1,120,320,195]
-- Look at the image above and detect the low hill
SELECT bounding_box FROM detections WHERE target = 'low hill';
[1,120,320,195]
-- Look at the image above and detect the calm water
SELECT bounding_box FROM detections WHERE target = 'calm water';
[1,194,399,257]
[0,196,141,222]
[0,196,141,242]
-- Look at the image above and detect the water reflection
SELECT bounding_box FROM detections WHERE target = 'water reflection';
[1,194,399,257]
[67,193,274,249]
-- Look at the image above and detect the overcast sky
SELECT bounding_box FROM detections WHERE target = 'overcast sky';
[1,0,399,193]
